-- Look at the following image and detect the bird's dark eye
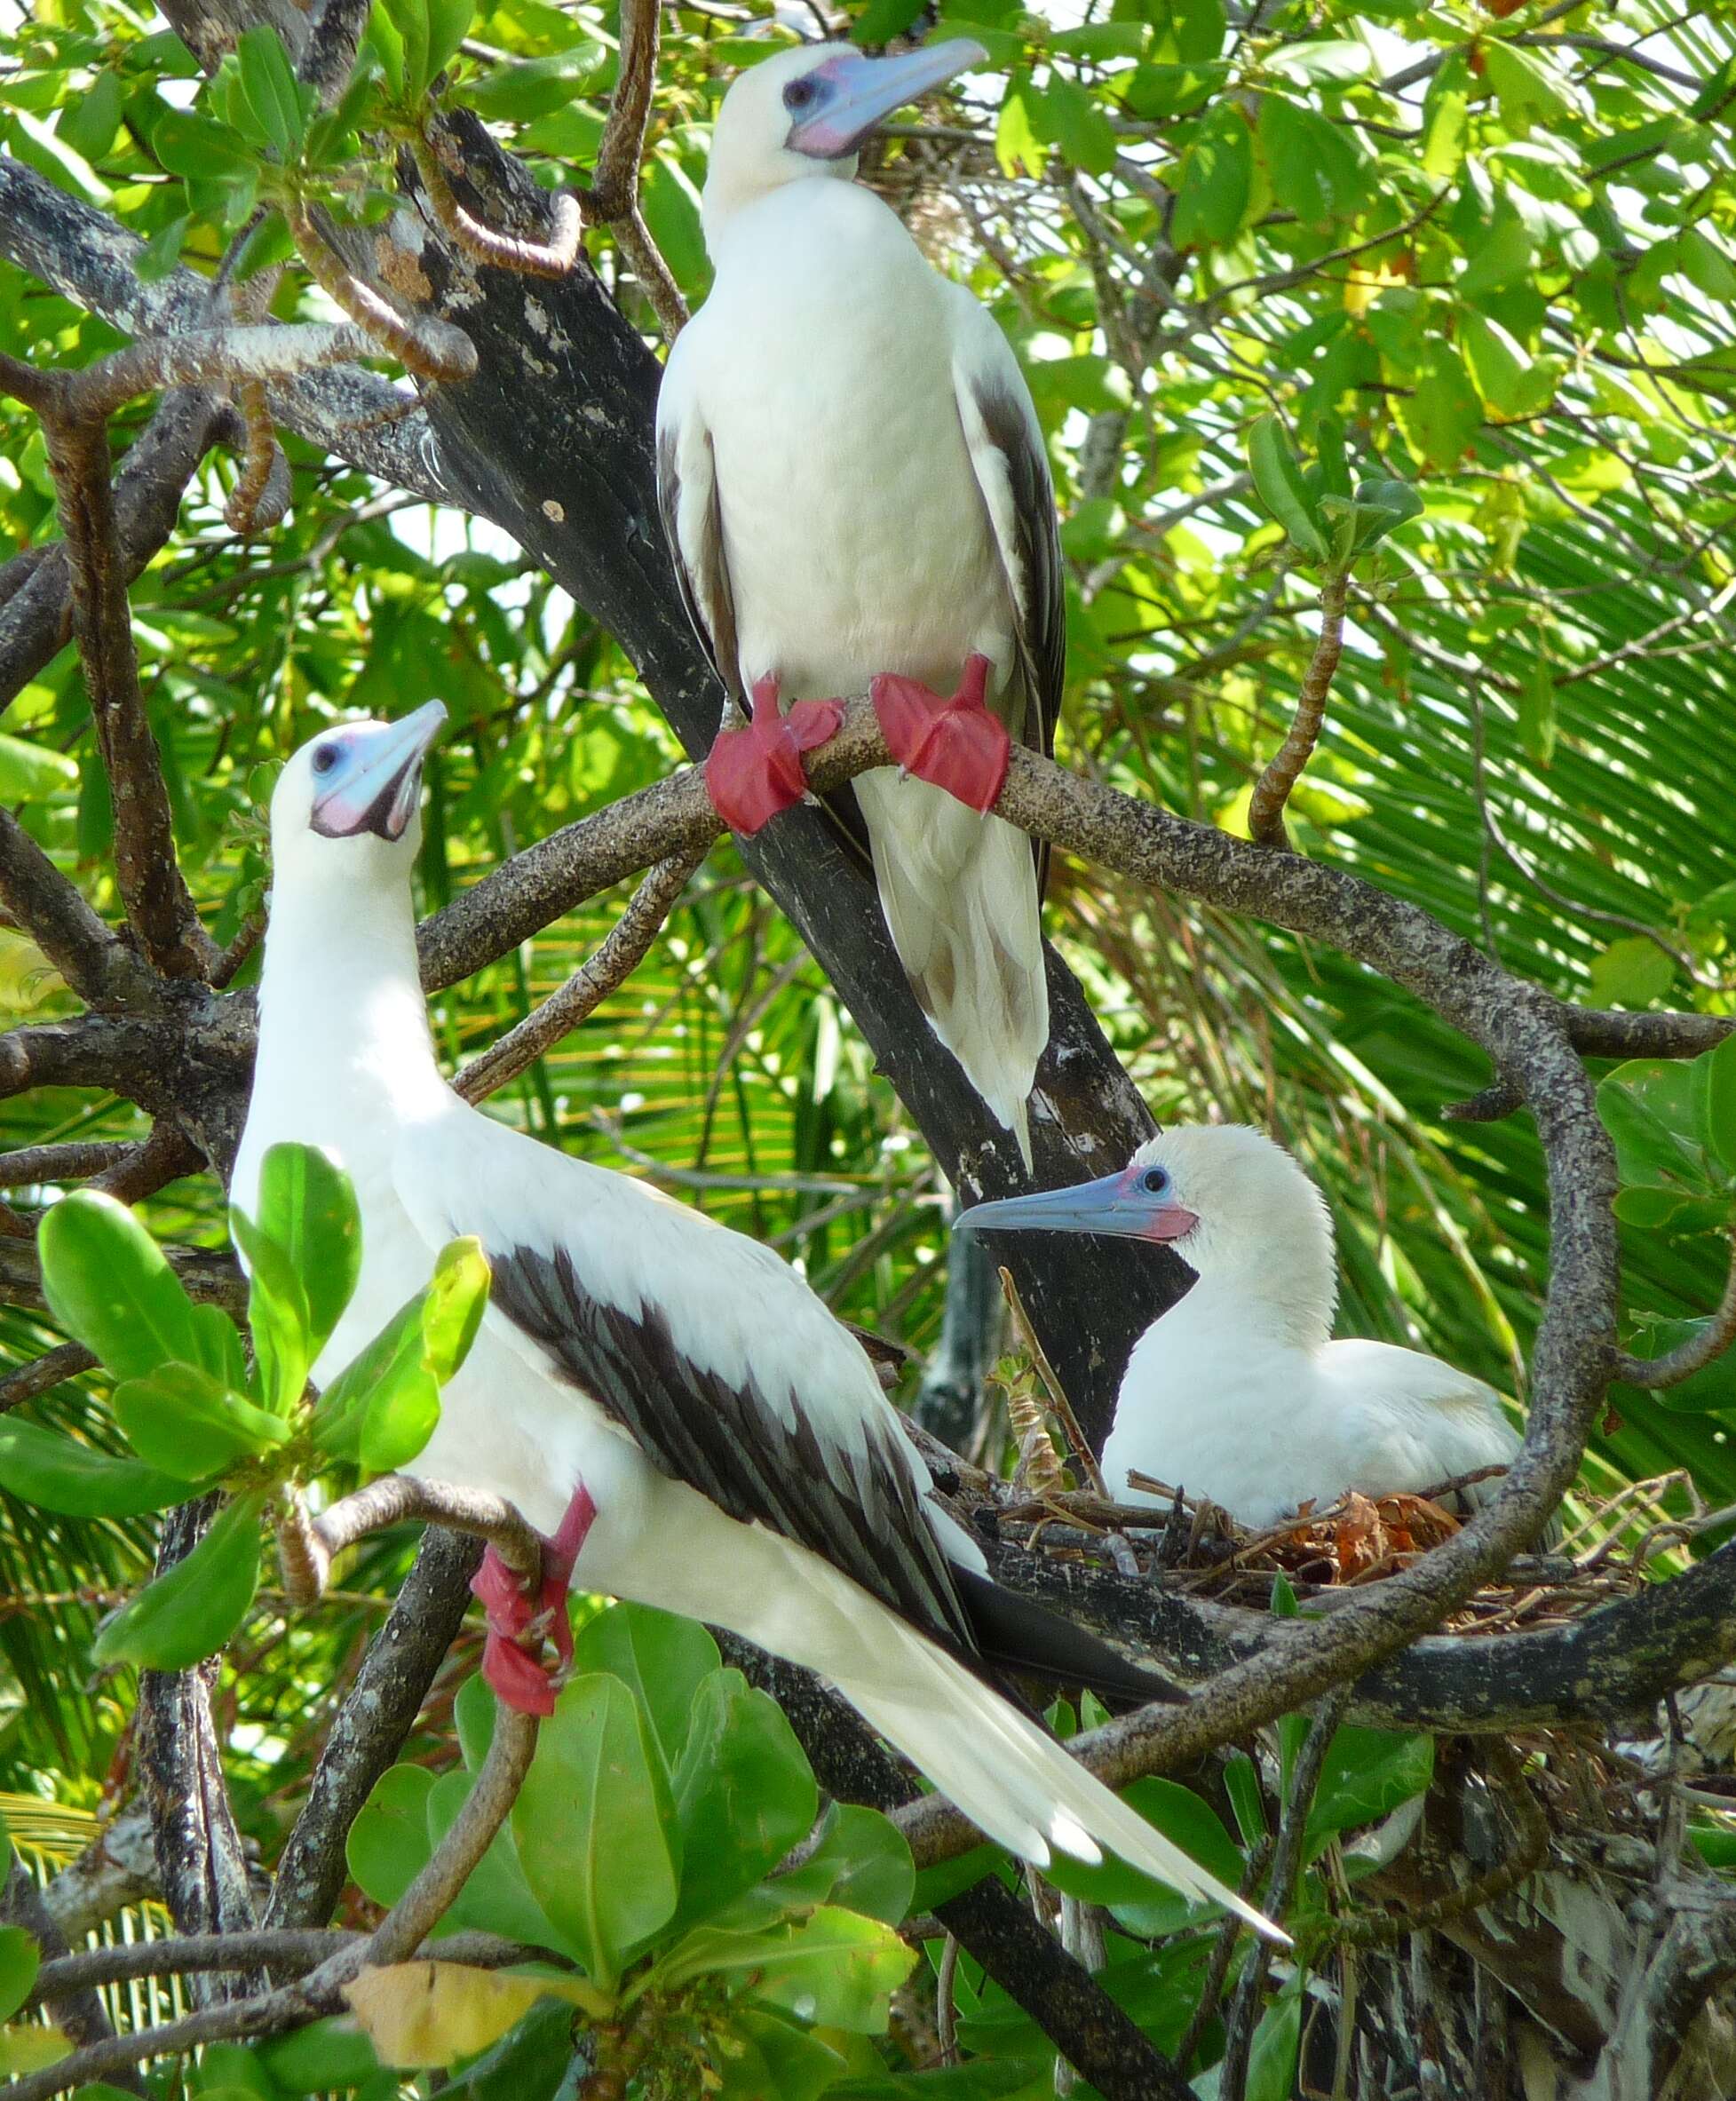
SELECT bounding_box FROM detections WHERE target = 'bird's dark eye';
[1142,1167,1171,1197]
[311,744,340,776]
[782,77,819,111]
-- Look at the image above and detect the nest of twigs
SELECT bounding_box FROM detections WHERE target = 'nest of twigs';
[988,1466,1708,1639]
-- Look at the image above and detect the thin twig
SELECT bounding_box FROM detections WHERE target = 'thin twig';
[284,202,478,384]
[30,1926,540,2002]
[0,1340,96,1412]
[1613,1233,1736,1391]
[411,131,583,279]
[456,845,705,1103]
[575,0,687,340]
[1248,571,1349,850]
[0,1138,133,1187]
[297,1472,542,1600]
[1174,1834,1275,2072]
[35,413,218,980]
[224,379,289,535]
[0,807,157,1009]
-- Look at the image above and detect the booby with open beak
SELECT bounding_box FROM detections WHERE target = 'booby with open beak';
[233,716,1275,1933]
[656,39,1061,1167]
[959,1123,1526,1527]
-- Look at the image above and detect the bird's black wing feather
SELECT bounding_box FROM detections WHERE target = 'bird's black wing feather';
[961,373,1065,893]
[488,1242,974,1653]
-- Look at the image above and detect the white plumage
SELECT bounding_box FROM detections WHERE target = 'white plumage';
[655,42,1059,1163]
[234,714,1272,1933]
[960,1122,1525,1528]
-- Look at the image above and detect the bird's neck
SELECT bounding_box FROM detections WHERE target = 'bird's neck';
[1164,1257,1336,1356]
[253,877,448,1140]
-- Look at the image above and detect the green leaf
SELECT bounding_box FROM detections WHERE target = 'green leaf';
[1395,338,1481,470]
[425,1766,567,1949]
[1264,38,1371,83]
[1587,937,1675,1009]
[236,27,305,157]
[1597,1060,1713,1192]
[0,1926,39,2026]
[1461,313,1558,421]
[1707,1035,1736,1177]
[772,1804,914,1926]
[348,1763,436,1908]
[1306,1726,1433,1844]
[1041,1777,1244,1935]
[229,1207,313,1418]
[1481,42,1578,131]
[425,0,474,86]
[1169,0,1225,65]
[512,1672,680,1986]
[1042,75,1115,178]
[1459,211,1534,299]
[0,1417,187,1518]
[854,0,927,43]
[421,1237,490,1383]
[92,1492,264,1670]
[1628,1320,1736,1412]
[380,0,432,99]
[571,1603,719,1772]
[113,1362,290,1481]
[1258,95,1367,227]
[670,1669,818,1932]
[459,45,608,121]
[1248,415,1327,559]
[1517,656,1558,766]
[57,70,124,163]
[151,107,255,181]
[715,2007,848,2101]
[1172,103,1252,250]
[655,1907,916,2032]
[994,83,1046,180]
[39,1191,201,1382]
[257,2017,383,2096]
[255,1144,361,1354]
[1245,1979,1303,2101]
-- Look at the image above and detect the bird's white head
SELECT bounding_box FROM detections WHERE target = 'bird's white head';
[268,703,447,895]
[702,38,984,241]
[955,1123,1339,1344]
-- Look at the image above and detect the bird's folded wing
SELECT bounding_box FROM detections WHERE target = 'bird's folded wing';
[392,1117,974,1653]
[655,339,743,707]
[947,290,1064,771]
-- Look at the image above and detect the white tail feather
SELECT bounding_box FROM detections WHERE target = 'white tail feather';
[835,1609,1282,1942]
[854,771,1046,1169]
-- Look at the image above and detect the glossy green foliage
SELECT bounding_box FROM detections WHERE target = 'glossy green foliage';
[2,0,1734,2089]
[4,1148,487,1669]
[342,1600,915,2085]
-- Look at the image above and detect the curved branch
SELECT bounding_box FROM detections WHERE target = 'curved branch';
[1614,1233,1736,1390]
[1247,569,1348,850]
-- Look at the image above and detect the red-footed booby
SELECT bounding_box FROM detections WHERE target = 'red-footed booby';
[958,1124,1524,1528]
[655,39,1060,1166]
[233,712,1275,1933]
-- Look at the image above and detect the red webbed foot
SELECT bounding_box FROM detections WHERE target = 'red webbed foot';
[704,675,844,836]
[870,654,1010,814]
[471,1482,597,1717]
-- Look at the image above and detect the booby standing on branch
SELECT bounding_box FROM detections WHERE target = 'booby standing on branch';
[233,713,1274,1932]
[959,1123,1524,1527]
[656,39,1060,1166]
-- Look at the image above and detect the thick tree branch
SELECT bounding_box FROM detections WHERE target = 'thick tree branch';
[30,1924,536,2002]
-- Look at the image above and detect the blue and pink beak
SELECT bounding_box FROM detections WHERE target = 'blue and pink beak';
[955,1161,1200,1247]
[309,702,447,844]
[784,39,986,162]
